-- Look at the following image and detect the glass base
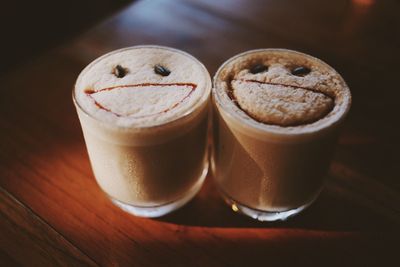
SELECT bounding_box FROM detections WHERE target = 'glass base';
[221,192,319,222]
[110,162,208,218]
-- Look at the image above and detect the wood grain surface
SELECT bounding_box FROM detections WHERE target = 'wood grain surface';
[1,0,399,266]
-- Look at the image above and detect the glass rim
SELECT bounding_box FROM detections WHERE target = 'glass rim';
[73,45,212,132]
[212,48,352,139]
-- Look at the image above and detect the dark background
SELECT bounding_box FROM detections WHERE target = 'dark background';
[0,0,131,72]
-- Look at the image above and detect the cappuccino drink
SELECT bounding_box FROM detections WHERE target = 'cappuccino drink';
[73,46,211,217]
[212,49,351,221]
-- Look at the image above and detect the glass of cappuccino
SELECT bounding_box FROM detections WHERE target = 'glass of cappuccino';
[212,49,351,221]
[73,46,211,217]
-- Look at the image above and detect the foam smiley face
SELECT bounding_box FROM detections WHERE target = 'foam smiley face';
[84,64,196,118]
[229,53,338,126]
[76,47,207,124]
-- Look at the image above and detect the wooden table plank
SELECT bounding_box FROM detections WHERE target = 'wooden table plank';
[0,0,399,266]
[0,187,98,267]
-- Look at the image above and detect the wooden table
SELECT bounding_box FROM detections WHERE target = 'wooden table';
[1,0,399,266]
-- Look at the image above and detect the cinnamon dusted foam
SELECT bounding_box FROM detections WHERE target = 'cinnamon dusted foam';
[214,49,351,135]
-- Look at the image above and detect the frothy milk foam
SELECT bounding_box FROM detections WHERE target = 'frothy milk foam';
[74,46,211,211]
[212,49,351,216]
[75,47,208,127]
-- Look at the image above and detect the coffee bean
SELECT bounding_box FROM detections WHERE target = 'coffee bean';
[250,64,268,74]
[113,65,128,78]
[154,65,171,76]
[291,66,311,76]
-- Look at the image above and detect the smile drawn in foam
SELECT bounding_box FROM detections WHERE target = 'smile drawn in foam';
[235,79,334,98]
[229,79,335,126]
[85,83,197,118]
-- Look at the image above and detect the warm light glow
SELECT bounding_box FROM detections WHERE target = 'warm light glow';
[352,0,374,7]
[231,203,239,212]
